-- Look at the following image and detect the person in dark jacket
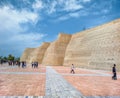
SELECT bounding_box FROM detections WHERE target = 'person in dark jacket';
[112,64,117,80]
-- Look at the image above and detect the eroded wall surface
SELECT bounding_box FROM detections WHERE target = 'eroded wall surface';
[63,19,120,71]
[29,42,50,63]
[20,19,120,71]
[20,48,35,62]
[42,33,71,66]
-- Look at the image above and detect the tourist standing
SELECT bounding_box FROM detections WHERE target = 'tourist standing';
[112,64,117,80]
[22,61,25,68]
[34,62,36,68]
[24,61,27,68]
[31,62,34,68]
[70,64,75,74]
[36,62,38,68]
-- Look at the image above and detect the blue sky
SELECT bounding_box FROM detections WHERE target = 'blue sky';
[0,0,120,57]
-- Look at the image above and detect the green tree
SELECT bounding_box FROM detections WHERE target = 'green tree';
[3,56,7,61]
[8,54,14,61]
[0,56,3,60]
[14,57,20,61]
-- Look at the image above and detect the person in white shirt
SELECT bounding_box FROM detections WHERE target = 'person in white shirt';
[70,64,75,74]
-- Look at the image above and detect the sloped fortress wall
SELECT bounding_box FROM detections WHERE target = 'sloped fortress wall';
[20,19,120,71]
[63,31,90,67]
[29,42,50,63]
[88,19,120,71]
[42,33,71,66]
[20,48,35,63]
[64,19,120,71]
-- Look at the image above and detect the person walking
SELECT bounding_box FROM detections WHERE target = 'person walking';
[70,64,75,74]
[112,64,117,80]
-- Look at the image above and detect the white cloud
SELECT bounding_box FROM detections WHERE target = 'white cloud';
[63,0,83,11]
[58,16,69,21]
[57,13,79,21]
[32,0,44,11]
[11,33,47,42]
[69,12,80,18]
[0,5,46,56]
[0,6,38,32]
[45,0,84,14]
[48,1,57,14]
[57,10,88,21]
[102,9,110,14]
[0,32,46,56]
[82,0,91,3]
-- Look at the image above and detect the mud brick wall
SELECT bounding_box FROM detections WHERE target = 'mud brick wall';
[20,48,35,63]
[29,42,50,63]
[20,19,120,71]
[64,19,120,71]
[42,33,71,66]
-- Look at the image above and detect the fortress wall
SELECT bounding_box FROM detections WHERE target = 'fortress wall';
[20,19,120,71]
[64,19,120,71]
[88,19,120,71]
[29,42,50,63]
[20,48,35,63]
[63,31,91,67]
[42,33,71,66]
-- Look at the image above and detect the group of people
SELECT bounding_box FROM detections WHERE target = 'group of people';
[21,61,27,68]
[31,62,38,68]
[8,61,26,68]
[19,61,39,68]
[7,61,39,68]
[0,59,118,80]
[70,63,117,80]
[8,61,20,66]
[0,60,3,65]
[0,60,39,68]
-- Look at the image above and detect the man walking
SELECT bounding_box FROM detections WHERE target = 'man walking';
[70,64,75,74]
[112,64,117,80]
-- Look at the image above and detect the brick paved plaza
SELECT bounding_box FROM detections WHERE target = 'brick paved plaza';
[0,64,120,98]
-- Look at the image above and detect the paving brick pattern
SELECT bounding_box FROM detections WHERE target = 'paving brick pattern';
[52,66,120,97]
[1,65,46,73]
[0,64,45,96]
[64,76,120,96]
[0,64,120,98]
[45,66,85,98]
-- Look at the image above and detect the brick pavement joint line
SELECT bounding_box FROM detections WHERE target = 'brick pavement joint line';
[45,66,85,98]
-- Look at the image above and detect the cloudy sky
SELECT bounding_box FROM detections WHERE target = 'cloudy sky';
[0,0,120,57]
